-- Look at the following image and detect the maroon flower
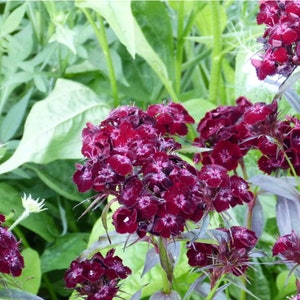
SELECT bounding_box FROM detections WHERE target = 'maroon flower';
[253,0,300,80]
[0,215,24,277]
[64,249,131,300]
[112,207,138,234]
[272,230,300,264]
[211,140,242,171]
[187,226,258,287]
[147,101,194,135]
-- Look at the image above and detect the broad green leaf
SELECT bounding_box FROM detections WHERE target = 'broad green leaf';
[0,89,32,142]
[76,0,136,57]
[40,233,89,273]
[26,160,88,202]
[0,3,27,36]
[75,0,178,101]
[0,79,111,174]
[275,271,297,299]
[132,1,175,81]
[0,183,59,242]
[182,98,216,122]
[18,248,41,295]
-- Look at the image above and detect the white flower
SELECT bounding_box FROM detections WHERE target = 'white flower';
[9,194,47,231]
[21,194,47,213]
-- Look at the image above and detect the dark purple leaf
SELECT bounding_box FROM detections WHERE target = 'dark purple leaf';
[150,290,181,300]
[141,247,159,277]
[130,289,142,300]
[276,196,300,235]
[0,289,43,300]
[183,274,206,300]
[251,197,264,238]
[249,175,300,202]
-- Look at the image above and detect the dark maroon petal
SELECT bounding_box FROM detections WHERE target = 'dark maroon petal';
[0,249,24,277]
[290,128,300,152]
[213,189,232,212]
[272,47,289,63]
[64,260,85,288]
[112,207,138,234]
[103,255,132,280]
[187,242,214,267]
[151,209,185,238]
[73,164,93,193]
[0,214,5,223]
[230,175,253,204]
[198,164,229,188]
[108,154,132,176]
[231,226,258,249]
[211,140,242,171]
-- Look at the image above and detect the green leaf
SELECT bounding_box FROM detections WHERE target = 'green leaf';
[0,89,32,142]
[246,261,271,300]
[182,98,216,123]
[49,24,77,54]
[275,271,297,299]
[132,1,175,80]
[0,79,111,174]
[18,248,41,295]
[0,183,59,242]
[40,233,89,273]
[26,160,87,202]
[76,0,136,57]
[0,3,27,36]
[75,0,178,101]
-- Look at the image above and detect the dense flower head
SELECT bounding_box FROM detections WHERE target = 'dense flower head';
[272,230,300,264]
[252,0,300,80]
[0,214,24,277]
[74,102,218,238]
[194,96,300,175]
[187,226,258,286]
[64,249,131,300]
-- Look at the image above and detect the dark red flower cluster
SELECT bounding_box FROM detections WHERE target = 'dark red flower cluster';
[64,249,131,300]
[252,0,300,80]
[194,96,300,175]
[0,214,24,277]
[187,226,258,287]
[74,101,255,238]
[272,230,300,264]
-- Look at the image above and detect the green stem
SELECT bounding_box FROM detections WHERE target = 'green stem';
[82,8,119,107]
[209,1,223,105]
[206,275,224,300]
[43,273,58,300]
[158,237,173,294]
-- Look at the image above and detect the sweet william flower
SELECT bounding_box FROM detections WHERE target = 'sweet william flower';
[64,249,131,300]
[272,230,300,264]
[187,226,258,287]
[0,214,24,277]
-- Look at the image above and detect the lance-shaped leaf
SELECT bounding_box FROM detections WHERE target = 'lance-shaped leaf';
[0,79,110,174]
[249,175,300,202]
[276,196,300,236]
